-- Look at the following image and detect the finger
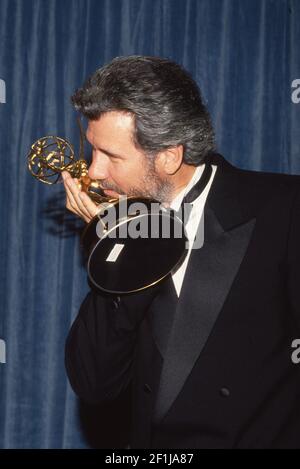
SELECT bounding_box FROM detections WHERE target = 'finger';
[64,184,91,223]
[65,186,86,219]
[62,172,98,222]
[65,194,91,224]
[78,192,100,219]
[62,172,99,218]
[64,177,92,220]
[62,172,82,215]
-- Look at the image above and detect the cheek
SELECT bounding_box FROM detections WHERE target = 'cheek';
[111,160,146,189]
[106,166,128,190]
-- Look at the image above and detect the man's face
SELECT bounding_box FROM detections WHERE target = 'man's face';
[86,111,173,202]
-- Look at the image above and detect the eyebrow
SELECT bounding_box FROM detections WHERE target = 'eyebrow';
[85,133,124,159]
[98,147,124,159]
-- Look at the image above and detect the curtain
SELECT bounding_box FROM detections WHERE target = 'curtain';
[0,0,299,448]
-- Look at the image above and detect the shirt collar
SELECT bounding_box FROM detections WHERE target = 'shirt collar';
[170,165,205,211]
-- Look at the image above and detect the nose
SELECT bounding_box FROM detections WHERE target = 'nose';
[88,151,109,180]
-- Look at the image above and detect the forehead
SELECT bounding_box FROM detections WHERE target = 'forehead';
[86,111,135,144]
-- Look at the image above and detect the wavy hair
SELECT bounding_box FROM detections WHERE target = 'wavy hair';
[71,56,215,165]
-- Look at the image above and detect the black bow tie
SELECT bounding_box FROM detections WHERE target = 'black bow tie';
[182,163,213,205]
[174,163,213,227]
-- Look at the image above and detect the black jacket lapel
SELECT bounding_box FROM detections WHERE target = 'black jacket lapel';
[148,275,178,358]
[153,155,256,424]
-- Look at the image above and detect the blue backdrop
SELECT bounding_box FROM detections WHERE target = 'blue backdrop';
[0,0,299,448]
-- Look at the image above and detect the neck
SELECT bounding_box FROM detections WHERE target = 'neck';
[167,164,197,203]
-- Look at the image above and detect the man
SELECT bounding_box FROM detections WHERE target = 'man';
[64,56,300,448]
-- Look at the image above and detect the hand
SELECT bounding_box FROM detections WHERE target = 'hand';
[61,171,99,223]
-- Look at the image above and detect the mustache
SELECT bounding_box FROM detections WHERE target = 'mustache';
[98,180,125,195]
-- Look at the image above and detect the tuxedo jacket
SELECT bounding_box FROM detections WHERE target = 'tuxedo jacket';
[65,154,300,448]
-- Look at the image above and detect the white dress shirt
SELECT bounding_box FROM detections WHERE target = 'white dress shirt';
[170,164,217,297]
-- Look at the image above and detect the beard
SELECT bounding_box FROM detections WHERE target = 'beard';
[100,157,174,203]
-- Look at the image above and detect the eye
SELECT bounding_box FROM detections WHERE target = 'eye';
[110,156,121,164]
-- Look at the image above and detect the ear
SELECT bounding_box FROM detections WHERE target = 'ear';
[155,145,184,175]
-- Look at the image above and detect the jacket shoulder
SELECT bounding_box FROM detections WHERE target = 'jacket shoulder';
[214,154,300,199]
